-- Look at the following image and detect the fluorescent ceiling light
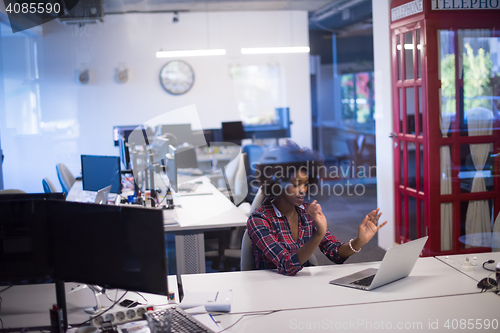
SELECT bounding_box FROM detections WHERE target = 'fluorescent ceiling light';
[156,49,226,58]
[241,46,310,55]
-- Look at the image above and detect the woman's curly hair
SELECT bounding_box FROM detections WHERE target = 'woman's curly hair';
[254,140,325,198]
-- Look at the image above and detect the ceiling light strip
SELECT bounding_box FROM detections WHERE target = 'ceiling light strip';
[156,49,226,58]
[241,46,310,55]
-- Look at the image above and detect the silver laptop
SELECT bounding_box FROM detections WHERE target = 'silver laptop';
[94,185,112,205]
[330,236,428,291]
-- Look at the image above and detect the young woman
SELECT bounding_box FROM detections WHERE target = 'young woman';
[247,141,387,276]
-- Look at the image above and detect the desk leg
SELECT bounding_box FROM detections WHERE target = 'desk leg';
[175,232,206,274]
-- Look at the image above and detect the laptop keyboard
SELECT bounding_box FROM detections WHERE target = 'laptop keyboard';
[351,274,375,287]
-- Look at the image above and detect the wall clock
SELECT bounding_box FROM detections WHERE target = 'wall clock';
[159,60,195,95]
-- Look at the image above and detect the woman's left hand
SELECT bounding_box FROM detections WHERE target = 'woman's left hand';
[357,208,387,246]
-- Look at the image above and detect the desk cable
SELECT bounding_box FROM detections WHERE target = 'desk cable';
[209,292,498,332]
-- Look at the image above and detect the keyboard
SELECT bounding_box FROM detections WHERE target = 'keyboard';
[148,306,215,333]
[351,274,375,287]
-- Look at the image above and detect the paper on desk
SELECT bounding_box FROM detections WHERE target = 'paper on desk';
[179,290,232,312]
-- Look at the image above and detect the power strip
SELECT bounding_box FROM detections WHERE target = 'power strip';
[91,304,156,327]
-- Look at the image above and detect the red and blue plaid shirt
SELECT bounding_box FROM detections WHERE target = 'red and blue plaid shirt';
[247,197,346,276]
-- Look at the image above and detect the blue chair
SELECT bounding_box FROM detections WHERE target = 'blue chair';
[56,163,75,196]
[42,177,57,193]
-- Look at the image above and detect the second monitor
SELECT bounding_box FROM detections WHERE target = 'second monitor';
[81,155,121,194]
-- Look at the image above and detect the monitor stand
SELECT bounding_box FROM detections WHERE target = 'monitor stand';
[55,279,68,331]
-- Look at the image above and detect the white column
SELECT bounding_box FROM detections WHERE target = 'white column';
[373,0,395,250]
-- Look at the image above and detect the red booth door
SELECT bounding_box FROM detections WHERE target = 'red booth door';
[392,22,427,248]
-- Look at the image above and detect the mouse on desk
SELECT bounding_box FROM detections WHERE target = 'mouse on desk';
[477,277,497,290]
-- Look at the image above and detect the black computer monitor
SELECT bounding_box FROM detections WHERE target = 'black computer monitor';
[0,199,53,285]
[222,121,246,144]
[157,124,193,146]
[47,201,168,296]
[81,155,121,194]
[0,192,66,202]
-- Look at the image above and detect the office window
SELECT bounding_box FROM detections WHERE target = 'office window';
[230,64,286,126]
[340,71,375,128]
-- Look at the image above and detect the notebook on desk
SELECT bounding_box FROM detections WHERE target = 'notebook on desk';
[330,236,428,291]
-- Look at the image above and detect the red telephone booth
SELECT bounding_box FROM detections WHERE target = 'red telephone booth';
[390,0,500,255]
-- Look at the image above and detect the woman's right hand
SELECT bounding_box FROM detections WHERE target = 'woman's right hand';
[307,200,327,237]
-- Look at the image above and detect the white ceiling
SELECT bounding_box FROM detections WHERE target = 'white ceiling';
[102,0,338,13]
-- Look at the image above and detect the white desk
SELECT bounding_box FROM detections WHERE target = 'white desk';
[1,276,178,331]
[181,257,486,314]
[435,252,500,282]
[213,292,500,332]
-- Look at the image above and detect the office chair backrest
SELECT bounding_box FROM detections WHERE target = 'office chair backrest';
[250,187,265,213]
[42,178,57,193]
[0,189,27,194]
[56,163,75,196]
[241,229,256,271]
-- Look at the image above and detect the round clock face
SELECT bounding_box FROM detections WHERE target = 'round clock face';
[159,60,195,95]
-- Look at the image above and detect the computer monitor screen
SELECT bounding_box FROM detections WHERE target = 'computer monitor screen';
[47,201,168,295]
[175,146,198,169]
[0,199,53,284]
[166,146,177,192]
[222,121,246,142]
[113,125,143,146]
[158,124,193,146]
[118,137,131,170]
[81,155,121,194]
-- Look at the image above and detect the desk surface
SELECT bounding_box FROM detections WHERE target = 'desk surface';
[181,257,485,314]
[0,276,178,331]
[213,292,500,332]
[66,176,248,232]
[435,252,500,282]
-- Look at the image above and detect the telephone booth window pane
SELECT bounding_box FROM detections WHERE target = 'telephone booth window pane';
[404,32,414,80]
[419,143,424,192]
[438,30,456,139]
[401,193,406,237]
[406,87,415,134]
[441,202,453,251]
[399,89,403,133]
[418,86,423,136]
[457,30,500,136]
[460,199,494,249]
[460,143,494,193]
[416,29,422,79]
[400,142,405,186]
[409,196,417,240]
[440,145,452,195]
[397,35,401,81]
[408,142,416,189]
[420,200,425,238]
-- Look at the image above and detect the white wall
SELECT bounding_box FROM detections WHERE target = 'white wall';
[1,10,312,192]
[373,0,395,250]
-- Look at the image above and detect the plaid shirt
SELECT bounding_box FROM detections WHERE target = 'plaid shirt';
[247,197,346,276]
